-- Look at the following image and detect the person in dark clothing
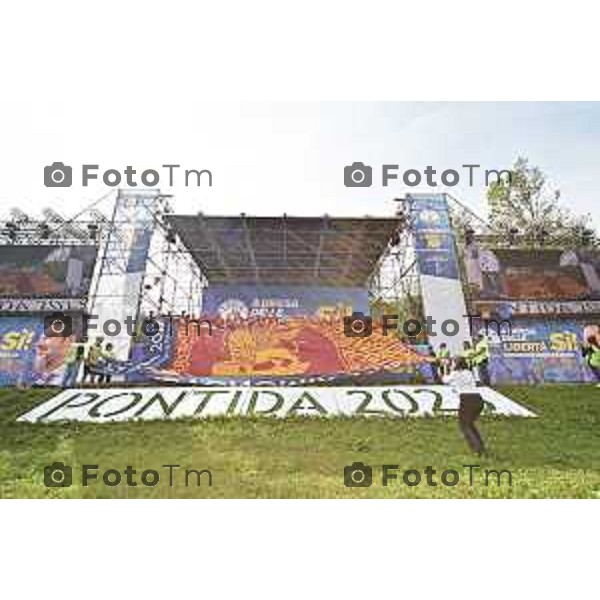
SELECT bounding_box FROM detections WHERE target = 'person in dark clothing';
[443,357,486,454]
[426,343,441,383]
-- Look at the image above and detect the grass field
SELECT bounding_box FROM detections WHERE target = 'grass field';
[0,385,599,498]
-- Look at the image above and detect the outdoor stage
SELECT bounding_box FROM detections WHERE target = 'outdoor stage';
[0,189,599,389]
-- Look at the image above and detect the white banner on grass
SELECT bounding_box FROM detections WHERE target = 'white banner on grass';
[17,386,535,423]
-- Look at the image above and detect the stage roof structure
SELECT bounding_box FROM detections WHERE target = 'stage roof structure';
[167,214,404,286]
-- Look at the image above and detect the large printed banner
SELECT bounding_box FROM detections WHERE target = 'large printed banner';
[465,247,600,301]
[18,385,536,423]
[464,245,600,382]
[0,313,434,387]
[202,285,369,319]
[0,245,97,297]
[475,318,598,383]
[128,316,434,385]
[0,316,74,386]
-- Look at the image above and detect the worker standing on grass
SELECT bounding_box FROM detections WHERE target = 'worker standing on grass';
[436,342,451,378]
[460,340,475,370]
[83,337,103,385]
[97,342,116,385]
[473,333,491,386]
[426,343,441,382]
[582,334,600,387]
[61,337,86,388]
[443,357,486,455]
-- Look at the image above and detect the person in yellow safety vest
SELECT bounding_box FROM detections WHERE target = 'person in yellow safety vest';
[460,340,476,370]
[436,342,451,378]
[473,333,491,386]
[83,337,104,384]
[582,334,600,387]
[97,342,116,385]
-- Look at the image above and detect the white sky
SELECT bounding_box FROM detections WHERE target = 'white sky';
[0,101,598,229]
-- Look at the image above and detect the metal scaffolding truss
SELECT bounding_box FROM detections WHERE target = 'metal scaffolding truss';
[2,189,518,326]
[368,199,421,316]
[87,190,205,321]
[0,190,205,318]
[0,206,109,246]
[166,213,403,287]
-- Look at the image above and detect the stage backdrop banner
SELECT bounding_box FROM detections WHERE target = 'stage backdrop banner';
[0,245,97,297]
[18,385,535,423]
[202,284,370,319]
[465,247,600,301]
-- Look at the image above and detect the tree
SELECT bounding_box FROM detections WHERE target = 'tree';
[486,157,597,248]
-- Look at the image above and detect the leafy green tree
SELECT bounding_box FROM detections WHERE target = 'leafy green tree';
[486,157,597,248]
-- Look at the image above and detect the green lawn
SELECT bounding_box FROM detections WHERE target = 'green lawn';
[0,385,598,498]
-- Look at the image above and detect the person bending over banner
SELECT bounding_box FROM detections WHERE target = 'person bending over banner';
[582,334,600,387]
[443,357,486,455]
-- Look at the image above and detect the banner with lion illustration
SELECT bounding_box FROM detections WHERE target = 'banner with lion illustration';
[127,315,434,385]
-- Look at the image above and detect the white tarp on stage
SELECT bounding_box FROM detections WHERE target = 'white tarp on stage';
[18,386,536,423]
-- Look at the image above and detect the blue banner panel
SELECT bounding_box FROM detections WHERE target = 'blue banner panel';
[0,316,76,387]
[409,194,460,280]
[202,285,370,319]
[479,318,598,383]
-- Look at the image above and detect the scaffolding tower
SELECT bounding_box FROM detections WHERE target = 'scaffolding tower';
[1,190,206,362]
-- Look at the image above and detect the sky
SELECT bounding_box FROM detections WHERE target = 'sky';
[0,101,598,229]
